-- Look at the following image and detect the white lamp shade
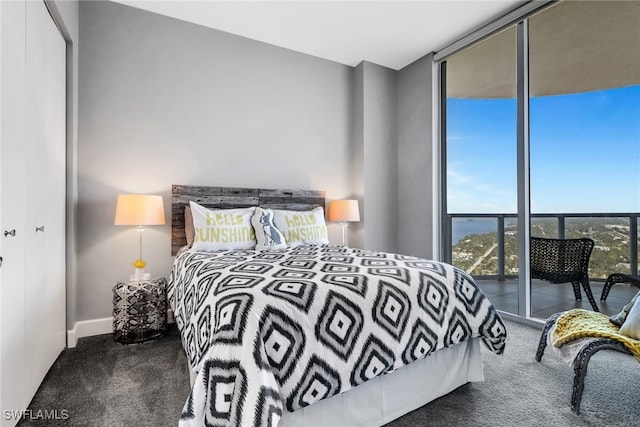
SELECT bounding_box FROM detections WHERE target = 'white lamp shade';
[114,194,165,226]
[328,200,360,222]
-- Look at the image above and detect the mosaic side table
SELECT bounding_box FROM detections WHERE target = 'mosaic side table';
[113,277,168,344]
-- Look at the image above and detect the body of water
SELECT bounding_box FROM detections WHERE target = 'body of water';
[451,218,517,245]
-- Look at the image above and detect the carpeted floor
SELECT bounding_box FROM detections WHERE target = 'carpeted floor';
[391,320,639,427]
[17,320,639,427]
[17,326,190,427]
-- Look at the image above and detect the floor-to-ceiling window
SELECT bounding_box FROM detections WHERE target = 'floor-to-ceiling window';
[443,26,520,314]
[440,1,640,320]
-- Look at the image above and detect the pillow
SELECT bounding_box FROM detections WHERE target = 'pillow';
[272,207,329,247]
[251,207,287,250]
[610,291,639,326]
[185,207,194,246]
[189,201,256,251]
[619,294,640,340]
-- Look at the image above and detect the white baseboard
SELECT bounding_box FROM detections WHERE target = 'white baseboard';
[67,317,113,348]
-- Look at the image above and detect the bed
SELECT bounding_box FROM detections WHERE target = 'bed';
[168,185,507,427]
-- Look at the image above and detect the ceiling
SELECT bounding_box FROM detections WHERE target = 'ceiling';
[111,0,526,70]
[447,0,640,97]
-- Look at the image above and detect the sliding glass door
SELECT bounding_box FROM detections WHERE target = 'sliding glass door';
[441,1,640,320]
[443,26,520,315]
[528,1,640,318]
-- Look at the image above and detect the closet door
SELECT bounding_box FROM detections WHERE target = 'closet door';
[0,1,28,424]
[0,2,65,421]
[24,0,66,401]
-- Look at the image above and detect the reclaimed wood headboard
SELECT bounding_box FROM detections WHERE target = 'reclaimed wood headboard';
[171,185,326,255]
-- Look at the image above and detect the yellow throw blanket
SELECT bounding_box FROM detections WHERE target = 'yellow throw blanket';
[552,309,640,360]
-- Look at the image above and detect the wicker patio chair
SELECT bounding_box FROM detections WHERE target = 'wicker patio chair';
[535,312,632,415]
[530,237,599,312]
[600,273,640,302]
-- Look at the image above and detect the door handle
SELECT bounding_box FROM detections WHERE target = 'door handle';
[4,229,16,237]
[36,226,45,232]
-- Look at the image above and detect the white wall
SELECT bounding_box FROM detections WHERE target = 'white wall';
[77,1,355,323]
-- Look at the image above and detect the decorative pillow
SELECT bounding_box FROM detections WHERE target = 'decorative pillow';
[610,291,639,326]
[189,201,256,251]
[619,293,640,340]
[272,207,329,247]
[251,207,287,250]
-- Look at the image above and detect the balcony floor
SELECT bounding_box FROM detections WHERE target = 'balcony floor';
[477,278,639,319]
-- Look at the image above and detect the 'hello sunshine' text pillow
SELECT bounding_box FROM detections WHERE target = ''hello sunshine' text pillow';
[189,201,256,251]
[272,207,329,247]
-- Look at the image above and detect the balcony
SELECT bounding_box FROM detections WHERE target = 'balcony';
[445,213,640,318]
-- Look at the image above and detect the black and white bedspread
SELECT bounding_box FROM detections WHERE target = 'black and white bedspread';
[168,245,507,427]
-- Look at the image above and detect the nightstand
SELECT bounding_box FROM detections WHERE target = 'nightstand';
[112,277,168,344]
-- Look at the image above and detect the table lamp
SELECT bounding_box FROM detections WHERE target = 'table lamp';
[114,194,165,281]
[328,199,360,247]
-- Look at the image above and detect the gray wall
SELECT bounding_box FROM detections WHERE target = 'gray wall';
[354,61,398,253]
[76,1,438,326]
[351,63,365,249]
[77,1,355,322]
[397,54,435,260]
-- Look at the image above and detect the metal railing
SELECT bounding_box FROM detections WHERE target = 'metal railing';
[445,213,639,280]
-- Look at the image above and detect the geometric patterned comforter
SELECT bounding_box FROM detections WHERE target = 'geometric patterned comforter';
[168,245,507,427]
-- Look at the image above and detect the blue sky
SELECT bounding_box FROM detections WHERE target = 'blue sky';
[446,85,640,214]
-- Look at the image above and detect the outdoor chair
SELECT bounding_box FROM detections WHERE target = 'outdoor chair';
[535,312,633,415]
[530,237,599,312]
[600,273,640,302]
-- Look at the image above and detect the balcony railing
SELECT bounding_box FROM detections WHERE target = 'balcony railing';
[444,213,639,280]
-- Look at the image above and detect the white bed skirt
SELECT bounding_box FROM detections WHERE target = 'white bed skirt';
[187,338,483,427]
[279,338,484,426]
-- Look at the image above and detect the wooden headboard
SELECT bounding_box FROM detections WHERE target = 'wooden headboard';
[171,185,326,255]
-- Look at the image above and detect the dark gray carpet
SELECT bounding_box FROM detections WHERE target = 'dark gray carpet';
[17,321,639,427]
[389,320,639,427]
[17,326,190,427]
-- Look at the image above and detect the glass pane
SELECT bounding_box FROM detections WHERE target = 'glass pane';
[565,217,631,280]
[504,218,518,276]
[529,1,640,318]
[451,218,498,275]
[445,26,518,315]
[531,217,558,238]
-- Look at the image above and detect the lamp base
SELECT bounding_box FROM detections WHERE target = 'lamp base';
[130,268,151,282]
[339,222,349,247]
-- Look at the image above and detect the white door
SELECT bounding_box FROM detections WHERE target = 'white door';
[0,1,66,425]
[0,2,28,425]
[24,0,66,402]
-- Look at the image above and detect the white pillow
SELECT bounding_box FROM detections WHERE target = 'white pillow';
[272,207,329,247]
[189,201,256,251]
[619,295,640,340]
[251,207,287,250]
